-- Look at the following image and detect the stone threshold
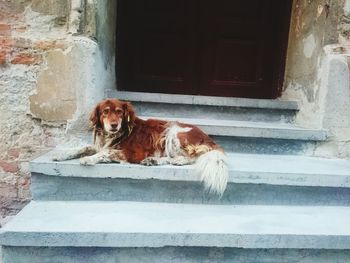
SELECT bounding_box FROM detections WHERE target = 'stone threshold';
[108,91,299,110]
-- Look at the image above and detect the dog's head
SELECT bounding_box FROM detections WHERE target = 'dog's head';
[89,99,135,135]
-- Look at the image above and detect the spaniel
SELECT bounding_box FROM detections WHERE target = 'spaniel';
[53,99,228,195]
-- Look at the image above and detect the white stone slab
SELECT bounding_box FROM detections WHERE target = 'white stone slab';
[113,91,299,110]
[30,151,350,188]
[139,116,327,140]
[1,201,350,248]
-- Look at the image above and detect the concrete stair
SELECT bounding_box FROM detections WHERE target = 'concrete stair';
[139,116,327,155]
[2,201,350,249]
[30,151,350,206]
[1,201,350,262]
[115,91,299,123]
[1,94,350,262]
[114,92,328,155]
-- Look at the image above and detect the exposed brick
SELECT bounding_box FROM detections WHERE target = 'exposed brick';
[0,37,15,48]
[0,37,32,49]
[0,51,6,65]
[0,160,19,173]
[34,40,67,51]
[14,25,27,33]
[0,24,11,36]
[11,53,42,65]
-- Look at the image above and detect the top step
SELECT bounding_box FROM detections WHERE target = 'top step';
[112,91,299,123]
[115,91,299,110]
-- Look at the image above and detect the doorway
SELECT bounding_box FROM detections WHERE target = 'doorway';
[117,0,293,99]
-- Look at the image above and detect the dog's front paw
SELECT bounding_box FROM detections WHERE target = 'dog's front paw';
[52,153,68,162]
[80,156,97,166]
[168,156,192,166]
[141,157,158,166]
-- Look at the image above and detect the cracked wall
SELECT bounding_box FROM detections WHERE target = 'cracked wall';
[282,0,350,158]
[0,0,116,222]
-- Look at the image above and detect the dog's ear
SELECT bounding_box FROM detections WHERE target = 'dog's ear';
[122,101,136,125]
[89,103,102,129]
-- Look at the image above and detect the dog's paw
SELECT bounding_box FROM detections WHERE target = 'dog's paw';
[52,153,68,162]
[80,156,97,166]
[168,156,192,166]
[140,157,158,166]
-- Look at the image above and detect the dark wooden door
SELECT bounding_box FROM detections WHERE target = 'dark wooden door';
[117,0,292,99]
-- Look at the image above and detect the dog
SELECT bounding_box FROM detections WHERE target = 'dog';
[53,98,228,195]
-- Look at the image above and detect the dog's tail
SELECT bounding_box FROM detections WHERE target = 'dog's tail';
[195,150,229,197]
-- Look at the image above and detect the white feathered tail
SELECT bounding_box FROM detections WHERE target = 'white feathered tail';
[195,150,229,196]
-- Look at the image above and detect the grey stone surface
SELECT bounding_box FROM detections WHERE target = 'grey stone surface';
[212,135,317,155]
[134,116,327,154]
[1,201,350,249]
[31,151,350,188]
[3,246,350,263]
[130,101,297,123]
[32,173,350,206]
[30,150,350,205]
[112,91,300,110]
[139,116,328,141]
[111,91,300,123]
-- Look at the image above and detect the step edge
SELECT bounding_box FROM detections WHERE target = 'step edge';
[1,231,350,249]
[29,156,350,188]
[110,91,300,110]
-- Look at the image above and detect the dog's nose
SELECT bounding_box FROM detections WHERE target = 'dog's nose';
[110,124,118,130]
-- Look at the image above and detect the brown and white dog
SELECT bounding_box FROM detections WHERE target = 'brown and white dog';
[53,98,228,195]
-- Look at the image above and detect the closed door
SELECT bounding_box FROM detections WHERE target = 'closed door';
[117,0,292,99]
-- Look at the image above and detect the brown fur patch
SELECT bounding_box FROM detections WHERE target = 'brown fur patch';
[185,144,212,157]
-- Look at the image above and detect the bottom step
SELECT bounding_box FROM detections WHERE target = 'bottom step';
[2,246,350,263]
[1,201,350,249]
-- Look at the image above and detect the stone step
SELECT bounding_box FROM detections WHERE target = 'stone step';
[3,246,350,263]
[1,201,350,251]
[113,91,299,123]
[30,151,350,205]
[140,116,326,140]
[139,116,327,155]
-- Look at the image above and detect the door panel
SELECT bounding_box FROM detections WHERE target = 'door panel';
[117,0,196,94]
[117,0,292,98]
[199,0,277,98]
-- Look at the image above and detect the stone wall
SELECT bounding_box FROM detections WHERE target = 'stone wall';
[0,0,116,222]
[282,0,350,158]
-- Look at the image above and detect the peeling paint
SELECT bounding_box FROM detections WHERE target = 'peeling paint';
[29,50,76,121]
[303,34,317,58]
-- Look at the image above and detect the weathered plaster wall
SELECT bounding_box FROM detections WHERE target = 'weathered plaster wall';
[0,0,68,223]
[282,0,350,158]
[0,0,117,223]
[283,0,343,123]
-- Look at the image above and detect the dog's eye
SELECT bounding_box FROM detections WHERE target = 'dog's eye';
[103,108,109,114]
